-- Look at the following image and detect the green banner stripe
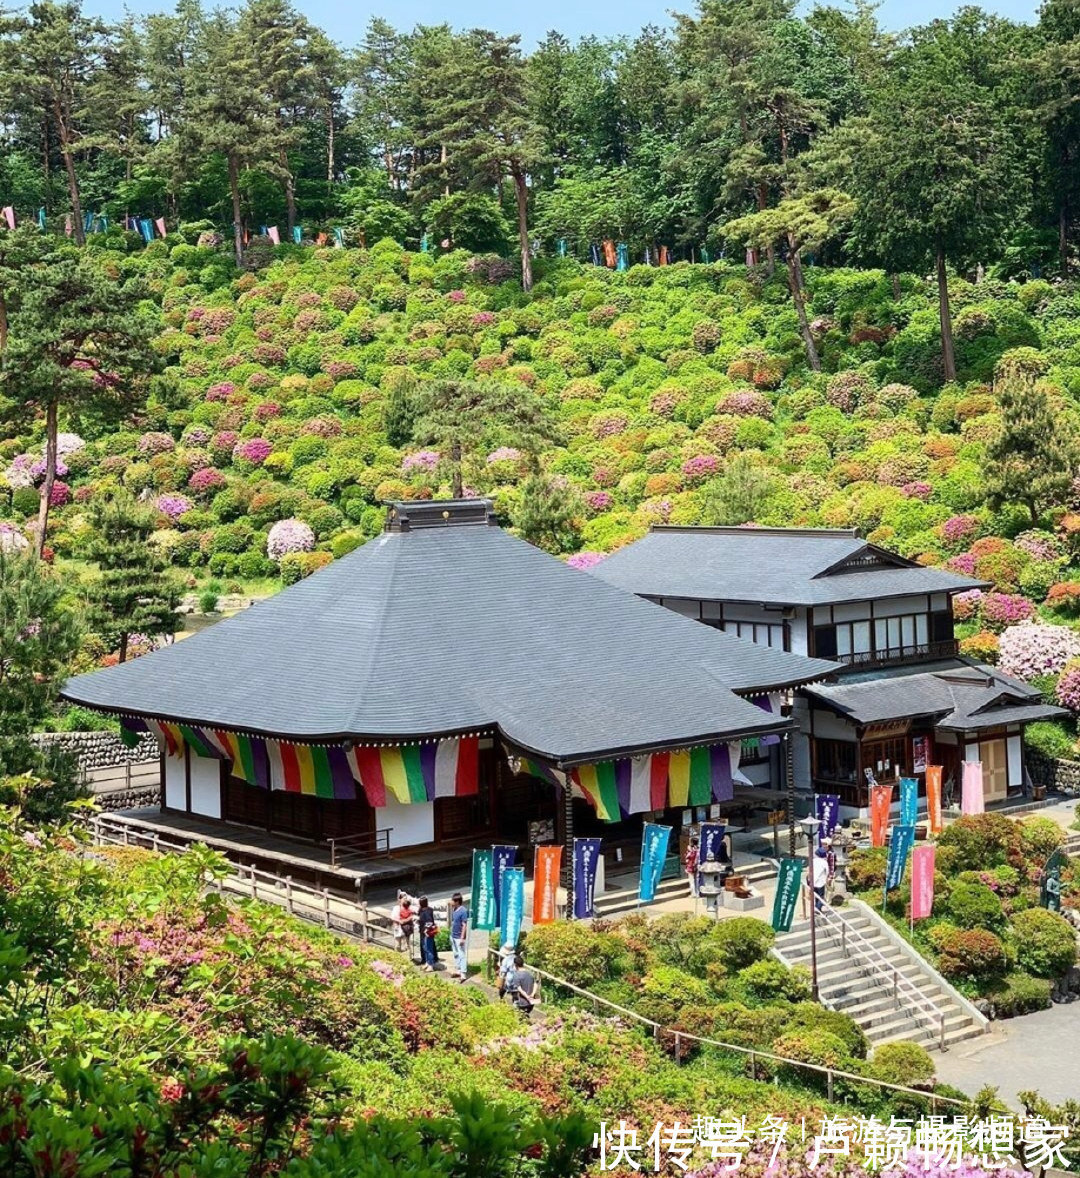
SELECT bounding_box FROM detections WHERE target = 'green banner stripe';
[402,745,427,803]
[689,746,711,806]
[310,745,335,799]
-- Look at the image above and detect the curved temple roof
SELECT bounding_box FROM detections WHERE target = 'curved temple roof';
[62,502,836,767]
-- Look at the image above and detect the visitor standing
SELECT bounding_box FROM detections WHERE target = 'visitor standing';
[391,891,410,954]
[398,894,415,960]
[496,942,517,998]
[511,955,539,1017]
[417,895,439,971]
[449,891,469,981]
[684,835,700,897]
[812,848,829,910]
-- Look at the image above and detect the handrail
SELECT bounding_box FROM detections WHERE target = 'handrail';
[326,827,394,867]
[804,884,948,1050]
[486,949,990,1113]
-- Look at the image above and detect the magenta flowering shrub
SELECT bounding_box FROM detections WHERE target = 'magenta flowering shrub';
[900,480,932,500]
[649,390,682,417]
[30,457,68,482]
[210,431,239,461]
[591,412,630,439]
[486,446,522,465]
[323,359,357,381]
[205,381,236,402]
[233,438,272,465]
[267,517,316,561]
[945,552,978,576]
[566,551,607,569]
[48,480,70,507]
[301,416,343,438]
[246,371,273,390]
[253,342,287,366]
[825,370,872,412]
[1056,659,1080,710]
[402,450,440,473]
[182,426,212,447]
[585,491,614,512]
[447,289,466,302]
[188,467,227,496]
[980,593,1035,631]
[156,493,194,521]
[470,311,496,328]
[716,389,773,418]
[998,622,1080,679]
[682,454,720,482]
[137,432,176,455]
[254,401,282,422]
[1014,529,1064,561]
[942,514,981,545]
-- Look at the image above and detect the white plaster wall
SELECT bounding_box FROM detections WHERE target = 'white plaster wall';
[793,728,813,790]
[382,797,434,849]
[788,612,808,655]
[1007,734,1022,788]
[163,751,185,810]
[930,593,948,611]
[873,594,930,618]
[810,710,858,741]
[964,740,980,763]
[189,751,221,819]
[833,601,871,623]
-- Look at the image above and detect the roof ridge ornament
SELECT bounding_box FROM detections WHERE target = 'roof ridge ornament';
[385,498,497,532]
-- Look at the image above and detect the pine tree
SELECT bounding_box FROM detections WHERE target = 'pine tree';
[511,474,583,554]
[85,491,181,663]
[699,453,778,526]
[0,227,158,557]
[984,355,1077,526]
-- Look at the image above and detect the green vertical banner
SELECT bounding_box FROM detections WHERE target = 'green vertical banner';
[771,858,804,933]
[470,849,497,930]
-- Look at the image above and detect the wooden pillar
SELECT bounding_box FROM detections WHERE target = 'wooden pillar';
[785,731,796,858]
[563,782,574,919]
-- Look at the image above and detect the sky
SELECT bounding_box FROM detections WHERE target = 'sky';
[94,0,1045,45]
[93,0,1041,46]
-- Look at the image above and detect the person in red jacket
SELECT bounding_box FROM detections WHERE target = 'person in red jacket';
[684,836,700,897]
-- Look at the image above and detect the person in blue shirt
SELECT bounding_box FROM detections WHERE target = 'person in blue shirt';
[449,892,469,981]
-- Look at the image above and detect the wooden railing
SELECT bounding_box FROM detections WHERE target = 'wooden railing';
[832,639,959,670]
[325,828,394,867]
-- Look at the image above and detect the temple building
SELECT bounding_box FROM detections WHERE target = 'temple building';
[592,525,1066,812]
[61,501,834,884]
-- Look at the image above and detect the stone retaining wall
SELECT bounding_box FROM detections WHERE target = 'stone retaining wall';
[1027,750,1080,795]
[94,785,161,811]
[32,729,158,770]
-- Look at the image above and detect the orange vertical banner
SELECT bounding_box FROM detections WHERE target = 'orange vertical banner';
[532,845,563,925]
[870,783,892,848]
[602,239,616,268]
[926,765,943,834]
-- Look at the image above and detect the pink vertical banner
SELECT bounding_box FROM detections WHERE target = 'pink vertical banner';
[267,226,280,245]
[64,215,73,237]
[155,216,167,238]
[911,844,935,919]
[961,760,985,815]
[1,206,14,230]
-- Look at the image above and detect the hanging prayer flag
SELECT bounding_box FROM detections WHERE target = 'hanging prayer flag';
[333,227,344,247]
[431,735,479,797]
[900,776,918,827]
[638,823,672,903]
[911,844,935,919]
[267,226,280,245]
[155,217,167,238]
[885,823,915,894]
[649,750,669,810]
[629,756,652,815]
[926,765,943,834]
[37,207,45,230]
[590,243,600,266]
[616,242,629,271]
[420,233,430,252]
[602,239,616,268]
[701,246,710,264]
[470,850,497,931]
[1,207,14,230]
[292,225,302,244]
[532,845,562,925]
[815,794,840,846]
[870,783,892,847]
[667,750,690,808]
[750,695,783,744]
[557,237,567,257]
[499,866,525,948]
[572,763,620,822]
[573,837,602,919]
[688,746,711,806]
[348,745,387,808]
[710,743,734,803]
[83,211,93,233]
[492,845,517,922]
[961,761,985,815]
[771,858,804,933]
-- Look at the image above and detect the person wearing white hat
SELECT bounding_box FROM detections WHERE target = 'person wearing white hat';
[496,942,517,1000]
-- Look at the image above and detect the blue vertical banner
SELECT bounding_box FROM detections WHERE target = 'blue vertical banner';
[37,206,46,230]
[292,225,303,244]
[616,242,629,271]
[697,822,727,888]
[900,777,918,828]
[815,794,840,846]
[557,237,567,257]
[573,837,602,919]
[491,844,517,923]
[499,866,525,948]
[638,824,672,903]
[420,233,430,252]
[885,824,916,896]
[470,849,497,931]
[333,226,344,247]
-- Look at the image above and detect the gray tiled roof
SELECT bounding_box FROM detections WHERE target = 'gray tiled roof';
[61,508,837,766]
[591,527,985,606]
[804,662,1066,731]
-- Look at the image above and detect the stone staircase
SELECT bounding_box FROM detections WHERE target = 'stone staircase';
[594,858,775,918]
[773,900,987,1052]
[1063,829,1080,857]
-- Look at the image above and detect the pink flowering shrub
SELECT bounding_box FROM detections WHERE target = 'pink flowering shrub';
[584,491,614,512]
[825,370,872,412]
[447,289,466,302]
[233,438,272,465]
[402,450,440,473]
[716,389,773,418]
[253,401,282,422]
[901,481,932,500]
[301,416,343,439]
[942,514,980,546]
[486,446,522,465]
[267,517,316,561]
[137,432,176,455]
[945,552,977,576]
[182,426,212,447]
[650,390,683,417]
[323,359,357,381]
[205,381,235,402]
[156,494,193,521]
[188,467,227,496]
[246,371,273,390]
[470,311,496,328]
[210,431,239,461]
[592,466,616,487]
[1014,529,1063,561]
[591,412,629,439]
[3,454,35,488]
[952,589,983,621]
[1056,659,1080,710]
[55,432,85,455]
[48,480,70,507]
[682,454,720,482]
[30,457,68,482]
[567,551,607,570]
[0,521,29,552]
[998,622,1080,679]
[980,593,1035,631]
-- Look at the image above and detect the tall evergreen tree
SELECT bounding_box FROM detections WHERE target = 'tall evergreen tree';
[85,491,181,663]
[0,228,158,557]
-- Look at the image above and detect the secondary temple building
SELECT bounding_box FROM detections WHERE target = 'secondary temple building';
[61,501,835,879]
[592,526,1066,813]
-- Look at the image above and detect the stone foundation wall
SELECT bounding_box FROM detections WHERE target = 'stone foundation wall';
[32,730,158,771]
[93,785,161,811]
[1027,750,1080,795]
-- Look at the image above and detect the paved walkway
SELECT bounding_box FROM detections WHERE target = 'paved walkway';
[932,1002,1080,1107]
